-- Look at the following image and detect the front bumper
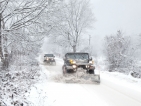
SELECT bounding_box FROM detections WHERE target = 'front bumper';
[66,63,95,70]
[44,59,55,63]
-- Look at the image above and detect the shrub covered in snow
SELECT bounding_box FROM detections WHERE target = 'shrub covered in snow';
[0,53,41,105]
[104,30,141,77]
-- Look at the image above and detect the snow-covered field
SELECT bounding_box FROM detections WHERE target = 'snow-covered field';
[27,57,141,106]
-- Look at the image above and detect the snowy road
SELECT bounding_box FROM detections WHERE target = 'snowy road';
[29,58,141,106]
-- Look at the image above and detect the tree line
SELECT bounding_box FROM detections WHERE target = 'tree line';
[0,0,95,105]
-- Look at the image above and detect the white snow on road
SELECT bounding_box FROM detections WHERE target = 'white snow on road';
[27,57,141,106]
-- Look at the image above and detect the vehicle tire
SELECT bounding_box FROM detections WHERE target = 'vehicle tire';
[89,69,95,74]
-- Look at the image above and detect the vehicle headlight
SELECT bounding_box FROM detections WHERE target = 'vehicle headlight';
[89,61,94,64]
[70,60,76,64]
[86,65,89,68]
[72,65,77,69]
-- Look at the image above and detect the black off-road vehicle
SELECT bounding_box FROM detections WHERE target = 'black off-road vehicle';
[44,54,56,65]
[62,52,100,83]
[62,52,95,74]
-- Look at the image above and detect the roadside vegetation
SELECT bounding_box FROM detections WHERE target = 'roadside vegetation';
[0,0,141,105]
[104,30,141,78]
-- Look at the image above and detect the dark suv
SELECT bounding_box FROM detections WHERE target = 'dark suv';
[62,52,95,74]
[44,54,56,65]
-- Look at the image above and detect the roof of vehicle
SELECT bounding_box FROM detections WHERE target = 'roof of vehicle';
[65,52,89,54]
[65,52,89,56]
[44,54,54,57]
[65,52,90,59]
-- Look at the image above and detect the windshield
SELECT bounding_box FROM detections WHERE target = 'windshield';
[66,53,89,60]
[45,54,54,57]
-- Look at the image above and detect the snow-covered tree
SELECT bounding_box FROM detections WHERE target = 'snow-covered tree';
[0,0,50,68]
[104,30,135,73]
[0,0,64,105]
[50,0,95,52]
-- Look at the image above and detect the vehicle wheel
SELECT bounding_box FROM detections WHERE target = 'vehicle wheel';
[89,69,95,74]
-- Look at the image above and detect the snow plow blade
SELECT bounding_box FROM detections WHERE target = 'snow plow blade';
[63,73,100,84]
[90,74,100,83]
[80,74,100,84]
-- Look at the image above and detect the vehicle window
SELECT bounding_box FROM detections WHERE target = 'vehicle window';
[66,53,88,59]
[45,54,54,57]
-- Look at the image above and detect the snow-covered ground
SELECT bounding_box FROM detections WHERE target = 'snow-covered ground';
[26,57,141,106]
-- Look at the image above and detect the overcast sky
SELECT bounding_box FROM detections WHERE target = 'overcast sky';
[87,0,141,55]
[43,0,141,55]
[90,0,141,37]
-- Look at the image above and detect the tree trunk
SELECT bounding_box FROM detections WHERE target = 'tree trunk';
[0,13,8,69]
[72,45,76,53]
[0,13,3,61]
